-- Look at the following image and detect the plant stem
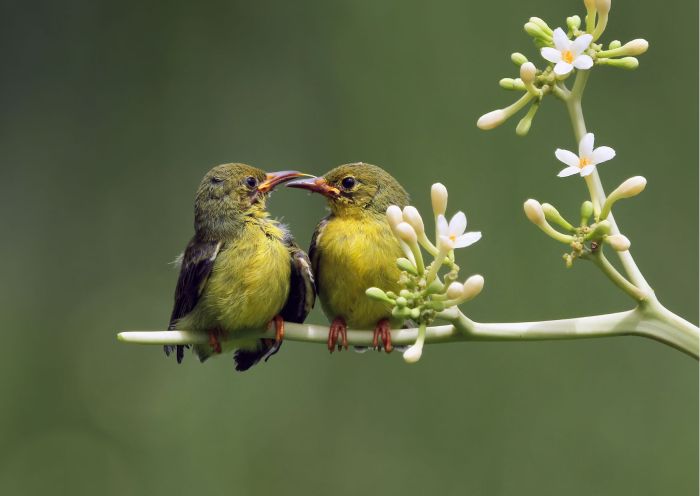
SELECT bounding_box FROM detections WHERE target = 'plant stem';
[116,307,698,358]
[588,251,646,302]
[563,70,652,294]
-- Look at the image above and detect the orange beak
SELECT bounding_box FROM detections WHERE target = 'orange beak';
[286,177,341,198]
[257,171,311,193]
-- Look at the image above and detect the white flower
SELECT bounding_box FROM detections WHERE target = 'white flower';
[541,28,593,76]
[436,212,482,250]
[555,133,615,177]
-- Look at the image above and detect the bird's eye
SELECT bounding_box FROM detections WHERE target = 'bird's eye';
[341,176,356,190]
[245,176,258,188]
[211,176,224,184]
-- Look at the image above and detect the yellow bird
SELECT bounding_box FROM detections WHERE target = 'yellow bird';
[287,162,409,352]
[165,163,315,370]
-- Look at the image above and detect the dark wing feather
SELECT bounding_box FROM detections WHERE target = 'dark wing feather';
[280,236,316,323]
[164,238,221,363]
[306,217,328,295]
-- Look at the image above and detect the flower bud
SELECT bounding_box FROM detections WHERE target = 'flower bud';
[595,0,611,15]
[519,62,537,85]
[403,345,422,364]
[409,308,421,319]
[396,257,418,275]
[608,40,621,49]
[605,234,631,252]
[524,22,551,42]
[613,176,647,199]
[542,203,574,231]
[431,183,448,216]
[446,282,464,299]
[395,296,408,307]
[499,78,526,91]
[597,56,639,69]
[528,17,553,36]
[599,176,647,220]
[462,275,485,301]
[477,109,507,130]
[396,222,417,244]
[516,100,540,136]
[566,15,581,31]
[366,287,393,303]
[511,52,528,66]
[524,199,545,226]
[386,205,403,230]
[598,39,648,59]
[580,200,594,225]
[622,39,648,56]
[402,206,425,236]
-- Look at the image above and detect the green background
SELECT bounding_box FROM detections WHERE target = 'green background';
[1,0,697,494]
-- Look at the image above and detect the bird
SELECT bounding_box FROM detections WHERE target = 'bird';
[164,163,315,371]
[287,162,409,353]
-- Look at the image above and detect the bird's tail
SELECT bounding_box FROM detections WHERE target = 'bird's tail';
[233,338,282,371]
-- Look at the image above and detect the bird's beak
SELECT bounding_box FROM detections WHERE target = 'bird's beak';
[257,171,311,193]
[286,177,340,198]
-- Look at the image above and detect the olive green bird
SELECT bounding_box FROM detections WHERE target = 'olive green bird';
[287,162,409,353]
[164,163,315,371]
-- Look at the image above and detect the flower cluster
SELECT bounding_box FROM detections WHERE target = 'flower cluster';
[366,184,484,363]
[524,134,646,266]
[477,0,649,135]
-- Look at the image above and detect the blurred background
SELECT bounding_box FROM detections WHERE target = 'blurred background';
[1,0,697,494]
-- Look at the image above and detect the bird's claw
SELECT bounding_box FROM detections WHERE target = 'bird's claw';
[328,317,348,353]
[208,329,222,354]
[273,315,285,342]
[372,319,393,353]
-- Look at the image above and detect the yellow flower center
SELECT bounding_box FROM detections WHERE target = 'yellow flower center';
[578,157,591,169]
[449,234,457,241]
[562,50,574,64]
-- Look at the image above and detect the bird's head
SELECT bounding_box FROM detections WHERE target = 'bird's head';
[194,163,305,235]
[287,162,409,217]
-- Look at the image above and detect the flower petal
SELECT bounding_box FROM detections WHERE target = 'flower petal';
[580,164,596,176]
[579,133,594,157]
[454,231,482,248]
[448,211,467,236]
[571,34,593,56]
[555,148,580,167]
[592,146,616,164]
[557,166,580,177]
[438,235,455,251]
[552,27,570,52]
[541,47,562,63]
[573,54,593,70]
[436,214,448,236]
[553,61,573,75]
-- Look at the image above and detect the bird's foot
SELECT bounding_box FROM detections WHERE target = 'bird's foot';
[272,315,285,342]
[208,329,223,354]
[372,319,393,353]
[328,317,348,353]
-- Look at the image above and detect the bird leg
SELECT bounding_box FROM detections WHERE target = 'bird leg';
[372,319,393,353]
[273,315,285,342]
[328,317,348,353]
[208,329,223,354]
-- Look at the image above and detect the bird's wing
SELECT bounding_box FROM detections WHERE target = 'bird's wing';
[165,238,221,363]
[307,216,329,294]
[280,236,316,323]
